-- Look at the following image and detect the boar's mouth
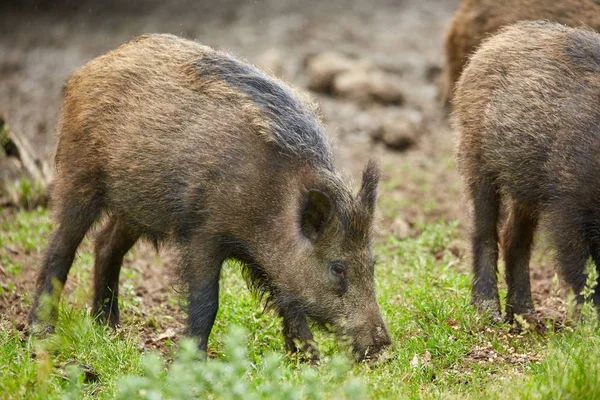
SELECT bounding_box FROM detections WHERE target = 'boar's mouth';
[218,236,369,346]
[351,336,392,363]
[342,321,393,362]
[305,313,391,362]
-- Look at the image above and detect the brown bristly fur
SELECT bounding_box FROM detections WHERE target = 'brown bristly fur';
[443,0,600,105]
[29,34,391,362]
[453,21,600,327]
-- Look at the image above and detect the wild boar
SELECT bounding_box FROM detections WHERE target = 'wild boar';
[28,34,391,362]
[443,0,600,104]
[453,21,600,325]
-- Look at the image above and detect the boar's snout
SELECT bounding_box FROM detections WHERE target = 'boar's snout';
[351,316,392,362]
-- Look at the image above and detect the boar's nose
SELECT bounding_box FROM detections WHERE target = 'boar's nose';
[355,323,392,362]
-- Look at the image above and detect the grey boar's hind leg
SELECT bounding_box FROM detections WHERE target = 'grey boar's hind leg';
[29,197,101,331]
[92,216,140,328]
[587,241,600,308]
[584,220,600,308]
[553,218,590,305]
[469,178,501,322]
[282,311,319,362]
[502,203,542,329]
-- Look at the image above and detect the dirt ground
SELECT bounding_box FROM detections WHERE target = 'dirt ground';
[0,0,566,349]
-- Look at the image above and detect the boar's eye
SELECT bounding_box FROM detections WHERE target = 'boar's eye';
[330,262,345,279]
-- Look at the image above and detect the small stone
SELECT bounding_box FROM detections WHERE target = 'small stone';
[333,69,405,105]
[391,217,412,239]
[377,109,424,151]
[306,52,357,92]
[422,350,432,366]
[155,327,177,342]
[410,353,420,368]
[306,52,404,105]
[366,71,405,105]
[333,69,373,102]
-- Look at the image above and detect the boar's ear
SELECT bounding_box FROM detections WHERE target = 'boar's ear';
[301,189,334,242]
[358,160,381,216]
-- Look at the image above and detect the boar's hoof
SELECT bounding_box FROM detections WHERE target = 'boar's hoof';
[370,348,394,366]
[286,348,320,365]
[506,311,546,334]
[27,320,55,338]
[355,339,393,363]
[359,345,394,365]
[472,298,502,324]
[285,337,320,364]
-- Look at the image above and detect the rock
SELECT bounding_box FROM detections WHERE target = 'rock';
[390,217,412,239]
[155,327,177,342]
[375,109,424,151]
[306,51,405,105]
[332,69,404,105]
[305,51,357,92]
[332,69,372,102]
[354,110,383,139]
[364,71,405,105]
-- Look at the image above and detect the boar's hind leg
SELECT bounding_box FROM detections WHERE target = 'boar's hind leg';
[469,178,502,322]
[282,311,319,362]
[184,244,223,355]
[587,242,600,308]
[92,216,140,328]
[553,215,590,305]
[502,203,541,328]
[29,194,101,332]
[583,219,600,307]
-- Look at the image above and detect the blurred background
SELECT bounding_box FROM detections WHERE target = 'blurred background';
[0,0,461,235]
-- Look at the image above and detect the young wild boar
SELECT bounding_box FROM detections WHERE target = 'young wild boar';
[454,21,600,325]
[443,0,600,104]
[28,34,392,362]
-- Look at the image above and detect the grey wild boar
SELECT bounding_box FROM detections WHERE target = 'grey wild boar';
[28,34,392,362]
[453,21,600,326]
[443,0,600,104]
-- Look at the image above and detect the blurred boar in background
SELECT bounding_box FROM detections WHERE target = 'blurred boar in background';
[454,21,600,326]
[443,0,600,105]
[28,34,391,362]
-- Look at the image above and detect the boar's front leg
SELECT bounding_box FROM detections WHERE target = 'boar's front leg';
[282,311,319,362]
[184,244,223,356]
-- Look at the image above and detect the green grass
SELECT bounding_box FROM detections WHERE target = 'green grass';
[9,177,48,210]
[1,207,599,399]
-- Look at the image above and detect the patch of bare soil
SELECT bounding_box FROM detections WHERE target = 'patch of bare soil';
[0,209,41,333]
[0,227,186,354]
[0,0,569,353]
[465,342,541,367]
[117,243,186,354]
